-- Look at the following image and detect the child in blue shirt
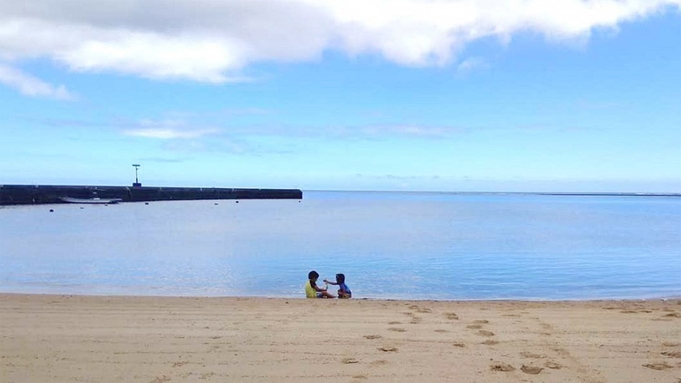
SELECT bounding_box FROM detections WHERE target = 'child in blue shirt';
[324,273,352,299]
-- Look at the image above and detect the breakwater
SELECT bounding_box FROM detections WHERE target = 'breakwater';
[0,184,302,205]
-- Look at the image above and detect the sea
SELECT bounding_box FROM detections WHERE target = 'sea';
[1,191,680,301]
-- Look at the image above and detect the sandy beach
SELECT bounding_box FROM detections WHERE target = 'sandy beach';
[1,294,680,383]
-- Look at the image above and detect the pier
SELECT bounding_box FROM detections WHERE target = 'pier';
[0,184,302,205]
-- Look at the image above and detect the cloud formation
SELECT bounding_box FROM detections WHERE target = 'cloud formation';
[1,0,679,84]
[0,64,75,99]
[122,119,220,139]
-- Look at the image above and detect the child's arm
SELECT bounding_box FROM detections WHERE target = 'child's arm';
[323,279,339,285]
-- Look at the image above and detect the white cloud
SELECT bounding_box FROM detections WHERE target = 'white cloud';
[0,63,75,100]
[124,128,217,139]
[123,119,220,139]
[0,0,678,83]
[359,124,465,138]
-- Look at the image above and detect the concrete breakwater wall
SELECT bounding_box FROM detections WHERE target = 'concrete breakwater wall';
[0,184,303,205]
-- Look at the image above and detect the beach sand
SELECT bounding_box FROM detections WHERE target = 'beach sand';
[1,294,680,382]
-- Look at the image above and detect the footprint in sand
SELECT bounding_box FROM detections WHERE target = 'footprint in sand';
[388,327,406,332]
[643,362,673,370]
[467,324,483,329]
[481,340,499,345]
[545,361,563,369]
[661,351,681,358]
[341,357,360,364]
[452,342,466,348]
[520,351,545,359]
[364,335,383,340]
[408,305,432,313]
[378,347,398,352]
[472,320,489,324]
[444,312,459,320]
[490,363,515,372]
[388,321,402,325]
[477,330,495,337]
[521,365,544,375]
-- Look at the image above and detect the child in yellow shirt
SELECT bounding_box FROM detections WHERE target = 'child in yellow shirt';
[305,270,335,298]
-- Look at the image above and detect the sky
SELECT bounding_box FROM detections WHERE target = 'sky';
[1,0,680,193]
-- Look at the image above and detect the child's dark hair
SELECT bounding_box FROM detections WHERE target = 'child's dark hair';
[308,270,319,279]
[336,273,345,283]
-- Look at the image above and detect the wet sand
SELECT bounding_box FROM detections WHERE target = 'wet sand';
[1,294,680,382]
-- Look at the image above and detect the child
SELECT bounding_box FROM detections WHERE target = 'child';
[305,270,335,298]
[324,273,352,299]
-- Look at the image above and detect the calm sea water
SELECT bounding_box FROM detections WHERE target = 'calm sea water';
[1,191,679,300]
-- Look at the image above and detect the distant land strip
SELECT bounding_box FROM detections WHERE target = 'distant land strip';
[537,192,681,197]
[316,190,681,197]
[0,184,303,205]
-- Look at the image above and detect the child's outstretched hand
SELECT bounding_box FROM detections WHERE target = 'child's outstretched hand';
[323,279,330,284]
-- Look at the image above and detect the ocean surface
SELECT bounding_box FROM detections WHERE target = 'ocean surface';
[1,191,680,300]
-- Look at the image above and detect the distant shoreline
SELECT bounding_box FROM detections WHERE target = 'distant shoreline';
[309,189,681,197]
[537,192,681,197]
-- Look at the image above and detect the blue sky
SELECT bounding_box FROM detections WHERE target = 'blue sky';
[1,1,680,192]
